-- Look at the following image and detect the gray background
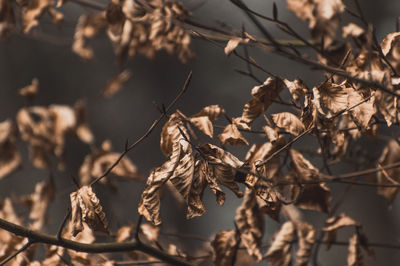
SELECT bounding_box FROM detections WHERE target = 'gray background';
[1,0,400,265]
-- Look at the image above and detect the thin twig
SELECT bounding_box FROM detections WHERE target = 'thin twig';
[0,240,34,266]
[57,208,71,240]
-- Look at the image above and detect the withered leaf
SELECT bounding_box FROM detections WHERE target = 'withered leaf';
[218,123,249,146]
[21,0,54,33]
[348,234,363,266]
[265,221,295,266]
[323,213,359,249]
[211,229,237,266]
[342,23,365,38]
[103,70,132,98]
[19,78,39,99]
[79,140,141,188]
[192,105,226,121]
[0,119,21,179]
[376,138,400,205]
[381,32,400,73]
[74,100,95,145]
[0,0,15,39]
[284,78,308,103]
[239,77,284,127]
[19,179,55,230]
[160,112,188,157]
[235,189,264,261]
[189,116,213,138]
[290,149,332,213]
[73,12,107,60]
[70,185,109,236]
[271,112,305,136]
[296,222,316,266]
[64,222,96,264]
[138,142,183,225]
[224,37,249,55]
[287,0,345,47]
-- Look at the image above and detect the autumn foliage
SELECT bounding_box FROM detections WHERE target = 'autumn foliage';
[1,0,400,265]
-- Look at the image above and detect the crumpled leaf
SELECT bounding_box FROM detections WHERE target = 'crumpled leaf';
[103,70,132,98]
[19,179,55,230]
[287,0,345,47]
[347,234,363,266]
[80,140,141,189]
[192,105,226,120]
[64,222,96,264]
[160,112,189,157]
[265,221,295,266]
[271,112,305,136]
[19,78,39,100]
[381,32,400,73]
[218,123,249,146]
[211,229,237,266]
[0,0,15,39]
[238,77,284,127]
[284,78,308,103]
[235,188,264,261]
[323,213,359,249]
[188,105,225,138]
[342,23,365,38]
[376,138,400,205]
[16,103,93,170]
[138,142,183,225]
[296,222,316,266]
[73,12,107,60]
[21,0,54,33]
[290,149,332,213]
[70,185,109,236]
[0,119,21,179]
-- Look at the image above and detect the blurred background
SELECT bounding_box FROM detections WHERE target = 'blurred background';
[1,0,400,265]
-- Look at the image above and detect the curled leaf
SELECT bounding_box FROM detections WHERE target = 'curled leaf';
[266,221,295,266]
[296,222,316,266]
[323,213,359,249]
[347,234,363,266]
[271,112,305,136]
[218,123,249,146]
[70,185,109,236]
[211,230,237,266]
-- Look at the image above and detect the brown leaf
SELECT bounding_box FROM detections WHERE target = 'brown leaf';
[189,116,213,138]
[48,7,63,27]
[0,119,21,179]
[284,78,308,103]
[103,70,132,98]
[19,179,55,230]
[70,185,109,236]
[21,0,54,33]
[342,23,365,38]
[265,221,295,266]
[160,112,188,157]
[238,77,284,127]
[19,78,39,99]
[72,12,107,60]
[271,112,305,136]
[0,0,15,39]
[64,222,96,264]
[290,149,332,213]
[376,139,400,205]
[287,0,345,47]
[323,213,359,249]
[192,105,226,120]
[347,234,363,266]
[79,140,141,188]
[74,100,95,145]
[381,32,400,73]
[235,189,264,261]
[218,123,249,146]
[138,142,183,225]
[224,37,249,55]
[296,222,316,266]
[211,230,237,266]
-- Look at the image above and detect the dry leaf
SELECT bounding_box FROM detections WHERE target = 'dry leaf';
[0,119,21,179]
[235,189,264,261]
[323,213,359,249]
[296,222,316,266]
[218,123,249,146]
[192,105,226,120]
[284,78,308,103]
[189,116,213,138]
[347,234,363,266]
[74,100,95,145]
[376,139,400,205]
[265,221,295,266]
[70,185,109,236]
[73,12,107,60]
[224,37,249,55]
[103,70,132,98]
[0,0,15,39]
[19,179,55,230]
[211,230,237,266]
[238,77,284,127]
[19,78,39,99]
[290,149,332,213]
[342,23,365,38]
[160,112,188,157]
[381,32,400,73]
[138,142,183,225]
[287,0,345,47]
[271,112,305,136]
[64,222,96,264]
[21,0,54,33]
[79,140,141,189]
